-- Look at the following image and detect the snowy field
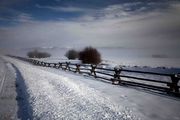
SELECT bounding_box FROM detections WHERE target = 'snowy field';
[3,47,180,68]
[0,56,180,120]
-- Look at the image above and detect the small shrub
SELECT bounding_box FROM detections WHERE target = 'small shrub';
[65,49,79,59]
[79,47,101,65]
[27,50,51,58]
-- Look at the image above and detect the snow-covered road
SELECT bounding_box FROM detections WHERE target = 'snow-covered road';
[0,57,17,119]
[3,56,180,120]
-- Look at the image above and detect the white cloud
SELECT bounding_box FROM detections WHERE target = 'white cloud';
[15,13,34,23]
[100,4,130,19]
[73,2,149,21]
[36,4,90,12]
[0,7,34,24]
[35,2,146,20]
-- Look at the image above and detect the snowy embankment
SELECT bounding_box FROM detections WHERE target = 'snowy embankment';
[3,56,180,120]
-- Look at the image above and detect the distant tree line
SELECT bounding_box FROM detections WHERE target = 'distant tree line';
[27,47,101,64]
[27,50,51,58]
[65,46,101,65]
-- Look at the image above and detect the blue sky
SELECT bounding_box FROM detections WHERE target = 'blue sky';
[0,0,173,25]
[0,0,180,55]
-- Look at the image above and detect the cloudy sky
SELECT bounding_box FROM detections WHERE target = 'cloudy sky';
[0,0,180,54]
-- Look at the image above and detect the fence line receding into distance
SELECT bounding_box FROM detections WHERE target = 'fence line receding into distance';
[8,55,180,97]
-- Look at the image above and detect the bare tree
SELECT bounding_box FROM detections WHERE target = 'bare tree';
[79,47,101,65]
[27,50,51,58]
[65,49,79,59]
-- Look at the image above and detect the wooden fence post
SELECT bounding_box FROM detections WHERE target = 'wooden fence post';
[112,68,121,85]
[58,62,62,69]
[75,64,81,73]
[90,65,96,77]
[53,63,57,68]
[65,62,70,71]
[35,60,38,65]
[168,74,180,93]
[43,62,46,67]
[33,60,36,64]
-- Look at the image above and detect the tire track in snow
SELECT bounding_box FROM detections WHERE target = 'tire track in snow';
[0,58,10,95]
[0,67,6,95]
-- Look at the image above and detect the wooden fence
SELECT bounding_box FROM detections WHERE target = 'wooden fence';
[8,55,180,97]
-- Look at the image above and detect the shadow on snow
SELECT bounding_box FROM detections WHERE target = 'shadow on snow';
[12,64,33,120]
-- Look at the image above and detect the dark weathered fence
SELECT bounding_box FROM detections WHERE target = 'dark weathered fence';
[8,55,180,97]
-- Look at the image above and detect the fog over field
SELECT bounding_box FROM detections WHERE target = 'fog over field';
[0,0,180,67]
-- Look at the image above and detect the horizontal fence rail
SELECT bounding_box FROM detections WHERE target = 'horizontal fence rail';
[8,55,180,97]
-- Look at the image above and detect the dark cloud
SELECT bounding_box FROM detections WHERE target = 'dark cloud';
[0,0,27,7]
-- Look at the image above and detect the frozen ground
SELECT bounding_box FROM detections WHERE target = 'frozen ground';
[1,56,180,120]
